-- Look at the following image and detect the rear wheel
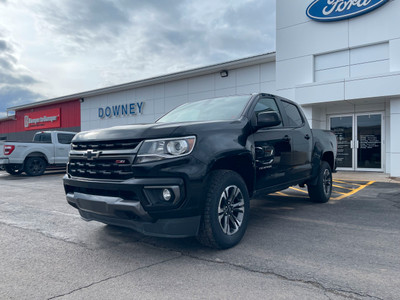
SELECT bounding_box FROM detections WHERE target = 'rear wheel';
[307,161,332,203]
[24,157,46,176]
[4,164,24,175]
[197,170,250,249]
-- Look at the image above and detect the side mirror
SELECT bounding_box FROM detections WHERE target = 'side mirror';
[256,111,281,129]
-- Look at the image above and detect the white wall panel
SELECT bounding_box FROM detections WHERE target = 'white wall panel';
[214,87,236,97]
[276,0,309,30]
[164,95,188,111]
[350,60,389,78]
[260,62,276,82]
[236,65,260,86]
[315,50,349,70]
[315,67,349,82]
[350,43,388,65]
[259,81,276,94]
[276,88,295,101]
[390,39,400,72]
[188,74,214,93]
[153,84,165,99]
[391,98,400,114]
[277,56,313,90]
[214,70,237,90]
[188,90,215,101]
[390,154,400,176]
[140,100,154,116]
[296,81,345,104]
[136,86,154,100]
[277,21,348,61]
[349,0,400,48]
[154,99,165,114]
[165,79,188,97]
[345,73,400,100]
[236,83,260,95]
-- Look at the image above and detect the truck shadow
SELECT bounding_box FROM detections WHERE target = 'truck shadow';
[0,170,65,180]
[97,194,314,253]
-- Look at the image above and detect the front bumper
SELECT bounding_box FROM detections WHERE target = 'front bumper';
[63,174,202,237]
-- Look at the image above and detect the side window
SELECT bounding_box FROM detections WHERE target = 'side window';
[33,133,52,143]
[57,133,75,144]
[281,101,304,127]
[253,97,282,127]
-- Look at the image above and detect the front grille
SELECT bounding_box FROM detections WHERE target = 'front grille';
[72,139,142,151]
[68,158,134,180]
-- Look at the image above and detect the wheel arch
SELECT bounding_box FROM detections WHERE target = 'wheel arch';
[24,152,49,164]
[208,153,255,196]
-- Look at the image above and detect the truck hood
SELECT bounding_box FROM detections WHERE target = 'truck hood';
[73,120,246,142]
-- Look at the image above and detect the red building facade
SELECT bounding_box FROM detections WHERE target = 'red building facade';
[0,100,81,141]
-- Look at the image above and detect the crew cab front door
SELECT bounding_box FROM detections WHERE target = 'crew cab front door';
[252,97,294,189]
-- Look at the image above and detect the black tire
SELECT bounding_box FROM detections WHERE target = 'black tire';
[197,170,250,249]
[307,161,332,203]
[24,157,46,176]
[4,164,24,175]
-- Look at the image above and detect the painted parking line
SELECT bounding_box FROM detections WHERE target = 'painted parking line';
[268,180,375,201]
[330,180,375,200]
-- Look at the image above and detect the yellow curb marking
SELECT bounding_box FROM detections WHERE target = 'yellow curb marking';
[333,179,363,186]
[275,191,288,196]
[332,184,354,190]
[289,187,308,194]
[268,180,375,201]
[330,180,375,200]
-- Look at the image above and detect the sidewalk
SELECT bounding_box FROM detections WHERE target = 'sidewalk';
[334,171,400,183]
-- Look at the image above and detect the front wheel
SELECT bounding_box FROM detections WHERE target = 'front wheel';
[197,170,250,249]
[307,161,332,203]
[24,157,47,176]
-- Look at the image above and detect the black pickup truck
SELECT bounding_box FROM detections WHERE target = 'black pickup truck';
[64,93,337,249]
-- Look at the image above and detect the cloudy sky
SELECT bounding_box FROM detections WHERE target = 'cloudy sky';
[0,0,276,117]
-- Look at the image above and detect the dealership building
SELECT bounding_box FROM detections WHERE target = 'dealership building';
[1,0,399,177]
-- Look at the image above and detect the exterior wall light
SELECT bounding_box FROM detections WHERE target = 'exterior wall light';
[220,70,229,77]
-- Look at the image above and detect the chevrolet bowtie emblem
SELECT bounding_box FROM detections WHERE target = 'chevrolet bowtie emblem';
[84,150,101,160]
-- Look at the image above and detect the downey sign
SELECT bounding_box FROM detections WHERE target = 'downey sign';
[306,0,389,22]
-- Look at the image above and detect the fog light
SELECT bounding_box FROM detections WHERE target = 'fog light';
[162,189,172,201]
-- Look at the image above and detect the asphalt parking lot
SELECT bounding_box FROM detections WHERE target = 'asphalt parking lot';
[1,170,399,300]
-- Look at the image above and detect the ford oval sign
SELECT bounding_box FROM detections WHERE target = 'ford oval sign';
[306,0,389,22]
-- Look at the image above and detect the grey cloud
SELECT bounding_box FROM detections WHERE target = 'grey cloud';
[0,40,8,51]
[0,86,43,112]
[35,0,132,49]
[0,28,42,113]
[0,72,39,85]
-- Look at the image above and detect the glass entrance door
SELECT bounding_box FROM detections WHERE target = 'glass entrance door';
[329,113,383,171]
[356,114,382,170]
[330,115,354,169]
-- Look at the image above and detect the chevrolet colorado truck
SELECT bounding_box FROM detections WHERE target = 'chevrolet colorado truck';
[0,131,76,176]
[64,93,337,249]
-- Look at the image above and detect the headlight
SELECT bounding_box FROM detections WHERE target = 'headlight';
[135,136,196,164]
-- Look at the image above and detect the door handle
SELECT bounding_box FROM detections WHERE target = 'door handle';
[304,134,310,140]
[283,135,291,142]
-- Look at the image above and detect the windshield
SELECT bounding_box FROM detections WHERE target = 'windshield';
[157,95,251,123]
